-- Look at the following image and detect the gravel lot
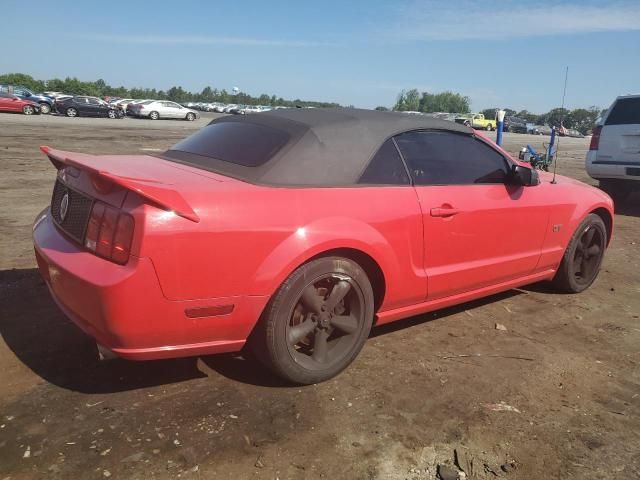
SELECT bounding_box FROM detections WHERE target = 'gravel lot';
[0,112,639,479]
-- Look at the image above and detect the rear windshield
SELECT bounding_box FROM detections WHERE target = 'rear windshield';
[166,121,290,167]
[605,97,640,125]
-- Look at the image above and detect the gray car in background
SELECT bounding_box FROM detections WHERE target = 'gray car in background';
[128,100,199,121]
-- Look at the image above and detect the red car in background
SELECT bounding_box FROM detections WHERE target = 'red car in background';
[0,91,40,115]
[33,109,613,384]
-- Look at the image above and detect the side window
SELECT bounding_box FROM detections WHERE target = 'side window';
[87,97,100,105]
[358,139,410,185]
[74,97,87,104]
[394,131,509,185]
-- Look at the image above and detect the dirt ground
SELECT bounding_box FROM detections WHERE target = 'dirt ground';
[0,112,638,480]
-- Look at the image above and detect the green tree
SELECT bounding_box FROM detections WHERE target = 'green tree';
[566,107,601,135]
[418,91,470,113]
[375,106,389,111]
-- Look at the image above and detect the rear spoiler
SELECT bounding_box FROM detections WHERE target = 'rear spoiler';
[40,146,199,222]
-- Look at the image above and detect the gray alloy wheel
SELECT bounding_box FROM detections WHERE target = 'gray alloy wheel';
[107,109,117,119]
[39,103,51,114]
[66,107,78,117]
[250,256,374,385]
[185,112,195,121]
[22,105,34,115]
[149,111,159,120]
[553,214,607,293]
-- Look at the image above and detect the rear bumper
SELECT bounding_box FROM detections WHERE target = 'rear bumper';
[33,208,268,360]
[586,151,640,181]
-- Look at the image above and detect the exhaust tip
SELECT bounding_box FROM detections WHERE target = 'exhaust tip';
[97,343,117,361]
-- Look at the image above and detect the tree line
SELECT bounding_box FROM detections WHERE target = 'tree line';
[0,73,340,108]
[390,88,603,134]
[479,107,604,135]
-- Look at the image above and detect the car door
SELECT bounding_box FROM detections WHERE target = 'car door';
[74,97,90,115]
[86,97,103,116]
[0,92,12,111]
[165,101,183,118]
[395,130,549,300]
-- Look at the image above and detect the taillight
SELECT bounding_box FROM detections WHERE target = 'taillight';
[85,201,134,264]
[589,125,602,151]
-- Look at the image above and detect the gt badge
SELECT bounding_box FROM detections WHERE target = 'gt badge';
[552,224,562,232]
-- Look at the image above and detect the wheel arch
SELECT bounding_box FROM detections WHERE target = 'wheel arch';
[590,207,613,246]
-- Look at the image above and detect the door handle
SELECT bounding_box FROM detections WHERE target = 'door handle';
[430,206,460,217]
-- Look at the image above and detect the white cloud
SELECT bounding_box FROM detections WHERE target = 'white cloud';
[74,33,335,48]
[393,1,640,40]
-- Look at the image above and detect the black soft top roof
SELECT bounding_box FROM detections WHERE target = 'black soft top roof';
[167,107,473,186]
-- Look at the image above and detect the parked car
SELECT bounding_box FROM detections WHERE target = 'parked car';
[0,91,40,115]
[586,94,640,203]
[127,100,199,121]
[34,108,613,384]
[454,113,497,131]
[0,85,54,114]
[566,129,584,138]
[55,96,124,118]
[529,125,552,136]
[504,116,528,133]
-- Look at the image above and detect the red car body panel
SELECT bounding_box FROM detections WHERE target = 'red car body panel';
[33,139,614,360]
[0,95,38,113]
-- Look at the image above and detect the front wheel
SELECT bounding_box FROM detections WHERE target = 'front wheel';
[552,214,607,293]
[107,109,117,119]
[250,257,375,385]
[185,112,195,121]
[39,103,51,114]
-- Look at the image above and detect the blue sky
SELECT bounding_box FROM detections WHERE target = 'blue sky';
[1,0,639,112]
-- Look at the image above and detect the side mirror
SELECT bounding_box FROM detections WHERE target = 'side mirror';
[510,164,539,187]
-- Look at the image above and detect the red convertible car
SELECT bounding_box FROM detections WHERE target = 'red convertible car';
[33,109,613,384]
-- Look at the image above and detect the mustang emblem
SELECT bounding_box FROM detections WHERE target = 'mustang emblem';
[60,192,69,222]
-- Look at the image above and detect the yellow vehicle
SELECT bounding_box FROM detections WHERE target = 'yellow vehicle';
[454,113,497,131]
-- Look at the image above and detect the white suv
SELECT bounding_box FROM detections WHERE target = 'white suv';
[586,94,640,202]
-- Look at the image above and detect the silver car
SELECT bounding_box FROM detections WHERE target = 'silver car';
[129,100,200,121]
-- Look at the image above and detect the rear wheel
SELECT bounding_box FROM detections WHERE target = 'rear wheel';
[39,103,51,114]
[66,107,78,117]
[149,111,159,120]
[250,256,375,385]
[486,124,493,131]
[552,214,606,293]
[22,105,35,115]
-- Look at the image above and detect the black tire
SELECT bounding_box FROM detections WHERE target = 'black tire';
[22,105,35,115]
[552,214,607,293]
[250,256,375,385]
[149,111,159,120]
[66,107,78,118]
[185,112,195,121]
[486,124,493,131]
[39,103,51,114]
